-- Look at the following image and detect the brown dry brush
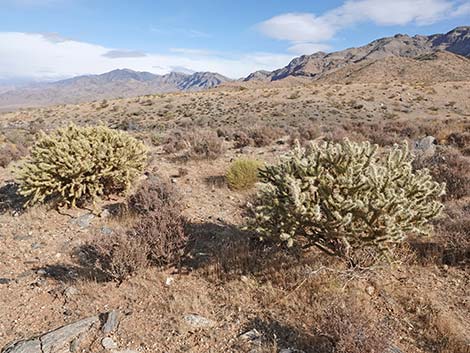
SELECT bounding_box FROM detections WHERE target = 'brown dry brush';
[86,177,188,282]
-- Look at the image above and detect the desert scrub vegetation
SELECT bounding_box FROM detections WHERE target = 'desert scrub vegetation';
[226,158,263,191]
[128,177,188,267]
[17,124,147,207]
[84,177,187,282]
[247,139,445,261]
[0,142,28,168]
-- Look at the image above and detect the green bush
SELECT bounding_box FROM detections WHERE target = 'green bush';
[17,124,147,207]
[248,139,445,259]
[226,158,263,190]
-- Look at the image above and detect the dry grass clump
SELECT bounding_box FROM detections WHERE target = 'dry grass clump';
[162,130,189,154]
[186,131,225,160]
[248,126,284,147]
[234,126,284,148]
[0,142,28,168]
[289,123,321,146]
[90,232,150,283]
[226,158,263,191]
[315,300,390,353]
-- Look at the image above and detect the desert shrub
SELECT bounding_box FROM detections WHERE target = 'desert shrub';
[316,301,390,353]
[128,177,187,267]
[248,126,283,147]
[185,131,224,160]
[445,131,470,149]
[162,130,188,154]
[0,143,28,168]
[128,176,182,215]
[89,232,149,283]
[414,146,470,199]
[233,131,252,148]
[248,139,445,260]
[289,124,321,147]
[17,124,147,207]
[226,159,263,191]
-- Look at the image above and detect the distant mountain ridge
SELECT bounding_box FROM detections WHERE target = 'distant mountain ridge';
[244,26,470,82]
[0,69,231,111]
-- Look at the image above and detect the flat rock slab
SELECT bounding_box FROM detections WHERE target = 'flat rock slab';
[2,316,99,353]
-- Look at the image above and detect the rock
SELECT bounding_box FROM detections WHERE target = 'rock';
[165,277,174,286]
[239,329,262,342]
[101,337,117,350]
[71,213,95,229]
[0,278,11,285]
[64,286,79,298]
[239,329,262,345]
[414,136,436,158]
[102,310,120,334]
[183,314,215,328]
[101,226,114,235]
[100,209,111,218]
[1,315,99,353]
[366,285,375,296]
[387,345,404,353]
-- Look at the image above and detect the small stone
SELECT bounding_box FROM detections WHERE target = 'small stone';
[101,337,117,350]
[279,349,305,353]
[366,285,375,296]
[102,310,120,334]
[72,213,95,229]
[100,209,111,218]
[64,286,79,297]
[101,226,114,235]
[0,278,11,285]
[239,329,262,343]
[183,314,215,328]
[414,136,436,158]
[37,269,47,276]
[165,277,174,286]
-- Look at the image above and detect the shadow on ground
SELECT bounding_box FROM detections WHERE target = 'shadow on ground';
[0,182,26,215]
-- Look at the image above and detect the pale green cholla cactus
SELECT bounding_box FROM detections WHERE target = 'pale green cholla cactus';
[248,139,445,258]
[17,124,147,207]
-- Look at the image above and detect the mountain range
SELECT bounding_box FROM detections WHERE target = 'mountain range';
[0,26,469,111]
[244,26,470,82]
[0,70,231,111]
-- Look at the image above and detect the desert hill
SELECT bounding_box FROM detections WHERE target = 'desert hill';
[0,69,231,111]
[245,26,470,82]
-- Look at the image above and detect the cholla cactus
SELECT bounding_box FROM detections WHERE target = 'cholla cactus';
[17,124,147,207]
[248,139,445,258]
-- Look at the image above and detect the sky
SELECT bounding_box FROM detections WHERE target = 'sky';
[0,0,469,81]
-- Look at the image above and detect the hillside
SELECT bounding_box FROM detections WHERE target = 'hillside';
[319,51,470,83]
[245,26,470,82]
[0,69,231,111]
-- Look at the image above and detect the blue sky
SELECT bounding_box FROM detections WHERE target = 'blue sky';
[0,0,468,80]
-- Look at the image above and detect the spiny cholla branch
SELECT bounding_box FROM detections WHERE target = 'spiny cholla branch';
[17,124,147,207]
[247,139,445,258]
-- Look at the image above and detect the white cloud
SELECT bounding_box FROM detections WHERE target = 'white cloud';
[259,0,466,55]
[0,32,294,80]
[258,13,336,42]
[288,42,331,55]
[451,2,470,16]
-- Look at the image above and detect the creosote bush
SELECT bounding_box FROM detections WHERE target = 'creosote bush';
[248,139,445,260]
[226,158,263,191]
[17,124,147,207]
